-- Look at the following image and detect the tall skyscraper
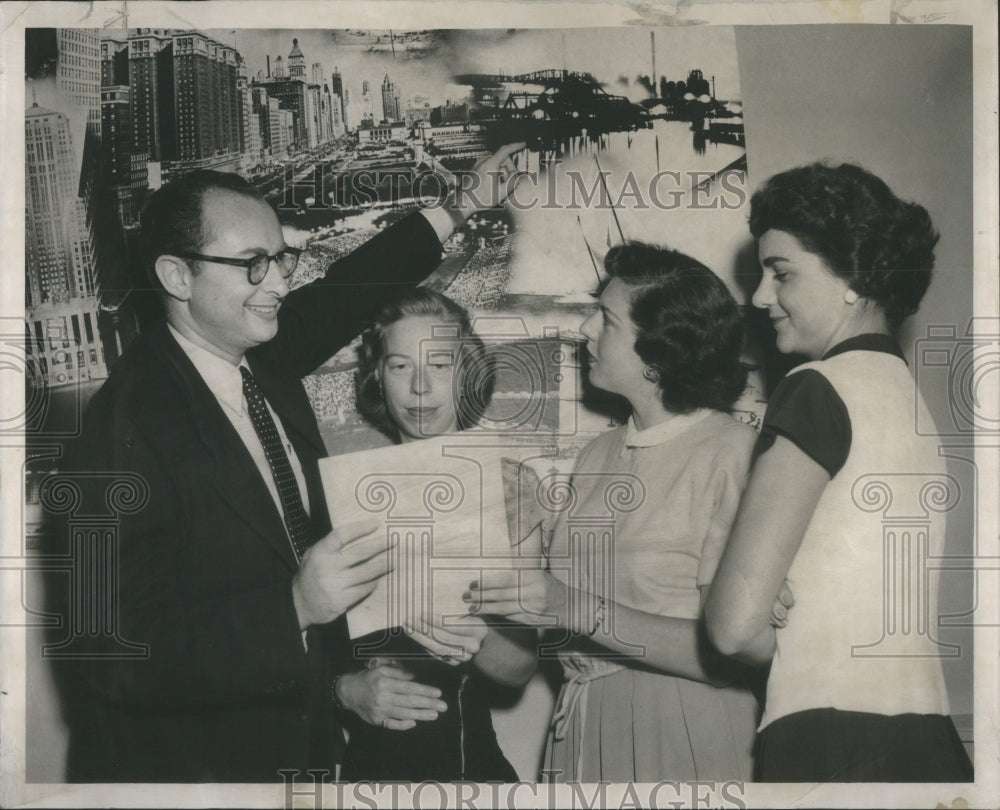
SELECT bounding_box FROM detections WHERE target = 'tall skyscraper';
[304,83,320,148]
[252,85,280,155]
[128,29,175,162]
[311,61,331,144]
[330,91,345,137]
[254,39,312,150]
[237,56,256,170]
[25,104,80,306]
[255,75,308,151]
[101,85,146,227]
[319,83,333,142]
[121,29,243,171]
[101,86,131,188]
[173,32,240,162]
[361,79,374,123]
[24,104,101,305]
[287,38,306,79]
[278,108,295,154]
[47,28,107,305]
[267,96,282,156]
[25,103,108,385]
[247,111,262,163]
[56,29,102,134]
[381,73,401,122]
[100,32,129,87]
[332,67,348,130]
[100,29,149,331]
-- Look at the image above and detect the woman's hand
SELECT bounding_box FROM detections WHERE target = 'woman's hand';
[336,665,448,731]
[467,570,570,629]
[769,580,795,628]
[404,614,488,665]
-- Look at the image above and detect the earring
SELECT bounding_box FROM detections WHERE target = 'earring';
[844,288,859,304]
[642,366,660,383]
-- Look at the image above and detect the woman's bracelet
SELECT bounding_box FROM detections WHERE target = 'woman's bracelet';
[588,596,607,636]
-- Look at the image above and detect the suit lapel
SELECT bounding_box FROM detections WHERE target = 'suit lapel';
[151,324,300,572]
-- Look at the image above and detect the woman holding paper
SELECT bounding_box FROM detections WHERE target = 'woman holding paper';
[473,243,760,782]
[334,288,537,782]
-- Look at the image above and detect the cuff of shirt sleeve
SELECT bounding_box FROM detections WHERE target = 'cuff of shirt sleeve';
[420,205,464,243]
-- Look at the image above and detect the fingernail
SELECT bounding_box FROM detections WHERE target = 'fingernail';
[469,580,479,590]
[468,603,481,614]
[461,591,472,602]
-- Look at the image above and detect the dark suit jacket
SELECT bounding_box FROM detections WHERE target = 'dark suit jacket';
[51,212,444,782]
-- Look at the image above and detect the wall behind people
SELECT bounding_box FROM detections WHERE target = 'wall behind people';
[736,24,975,728]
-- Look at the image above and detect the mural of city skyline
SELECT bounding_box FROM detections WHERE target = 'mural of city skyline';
[23,26,745,401]
[20,26,754,785]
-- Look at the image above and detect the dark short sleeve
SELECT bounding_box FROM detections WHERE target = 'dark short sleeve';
[754,369,852,477]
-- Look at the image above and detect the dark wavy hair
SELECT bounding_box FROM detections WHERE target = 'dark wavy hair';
[604,242,747,414]
[356,288,496,439]
[748,162,938,329]
[140,169,265,292]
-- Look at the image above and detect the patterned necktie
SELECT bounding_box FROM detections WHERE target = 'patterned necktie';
[240,366,313,560]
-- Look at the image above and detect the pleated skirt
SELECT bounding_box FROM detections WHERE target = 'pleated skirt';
[544,667,758,783]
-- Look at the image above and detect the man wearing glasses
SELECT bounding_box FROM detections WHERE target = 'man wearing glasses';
[53,145,523,782]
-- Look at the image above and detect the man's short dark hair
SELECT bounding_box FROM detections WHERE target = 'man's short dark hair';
[604,241,748,414]
[139,170,265,293]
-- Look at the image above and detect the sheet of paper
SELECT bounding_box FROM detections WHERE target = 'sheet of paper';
[320,432,552,638]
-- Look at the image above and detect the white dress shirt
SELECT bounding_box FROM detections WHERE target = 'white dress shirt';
[168,325,311,530]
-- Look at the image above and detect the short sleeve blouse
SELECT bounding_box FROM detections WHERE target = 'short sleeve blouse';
[753,334,907,478]
[755,370,852,477]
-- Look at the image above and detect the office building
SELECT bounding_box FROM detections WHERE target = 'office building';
[381,73,401,123]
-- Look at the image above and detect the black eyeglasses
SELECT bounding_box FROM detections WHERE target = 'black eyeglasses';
[175,247,302,285]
